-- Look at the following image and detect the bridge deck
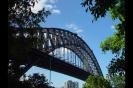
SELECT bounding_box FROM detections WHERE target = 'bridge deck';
[31,49,91,81]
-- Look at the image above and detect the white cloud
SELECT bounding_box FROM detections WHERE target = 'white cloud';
[31,0,61,14]
[65,23,83,33]
[52,9,61,14]
[49,0,58,4]
[66,24,77,29]
[31,0,45,13]
[75,29,83,33]
[111,25,115,29]
[45,4,53,10]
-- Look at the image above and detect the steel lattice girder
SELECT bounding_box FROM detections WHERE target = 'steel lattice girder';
[9,27,103,76]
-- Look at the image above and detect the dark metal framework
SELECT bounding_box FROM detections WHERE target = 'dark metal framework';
[10,27,103,77]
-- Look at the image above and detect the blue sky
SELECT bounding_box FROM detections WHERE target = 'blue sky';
[27,0,120,88]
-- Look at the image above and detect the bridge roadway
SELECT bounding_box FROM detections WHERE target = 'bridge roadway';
[20,48,91,81]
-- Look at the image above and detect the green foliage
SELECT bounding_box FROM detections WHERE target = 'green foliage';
[106,74,125,88]
[8,73,55,88]
[81,0,117,21]
[8,0,51,56]
[81,0,125,88]
[108,57,125,76]
[81,0,125,21]
[100,32,125,54]
[8,0,51,28]
[8,60,54,88]
[106,48,125,88]
[83,75,112,88]
[81,0,125,53]
[109,0,125,22]
[81,0,125,74]
[23,73,54,88]
[8,1,52,88]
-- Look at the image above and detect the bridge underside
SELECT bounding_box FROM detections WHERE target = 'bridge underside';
[18,49,91,81]
[30,49,90,80]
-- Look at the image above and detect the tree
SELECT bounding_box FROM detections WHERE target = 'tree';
[106,74,125,88]
[106,50,125,88]
[81,0,125,55]
[8,0,51,28]
[81,0,125,73]
[22,73,55,88]
[108,51,125,76]
[83,75,112,88]
[81,0,125,87]
[8,1,51,87]
[8,60,54,88]
[81,0,125,53]
[81,0,125,21]
[8,0,51,58]
[8,73,55,88]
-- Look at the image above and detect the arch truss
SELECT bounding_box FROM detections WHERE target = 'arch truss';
[10,27,103,76]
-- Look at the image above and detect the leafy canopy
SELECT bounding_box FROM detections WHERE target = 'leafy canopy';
[8,0,51,28]
[83,75,112,88]
[106,74,125,88]
[81,0,125,22]
[8,0,51,56]
[81,0,125,74]
[8,59,54,88]
[81,0,125,88]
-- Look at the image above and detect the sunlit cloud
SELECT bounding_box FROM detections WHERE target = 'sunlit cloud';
[65,23,83,33]
[49,0,58,4]
[111,25,115,29]
[52,9,61,14]
[31,0,61,14]
[75,29,83,33]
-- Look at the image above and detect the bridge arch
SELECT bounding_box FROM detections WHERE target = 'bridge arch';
[49,47,85,70]
[32,28,102,75]
[9,27,103,79]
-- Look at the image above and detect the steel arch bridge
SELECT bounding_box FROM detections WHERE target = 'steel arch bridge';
[9,27,103,80]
